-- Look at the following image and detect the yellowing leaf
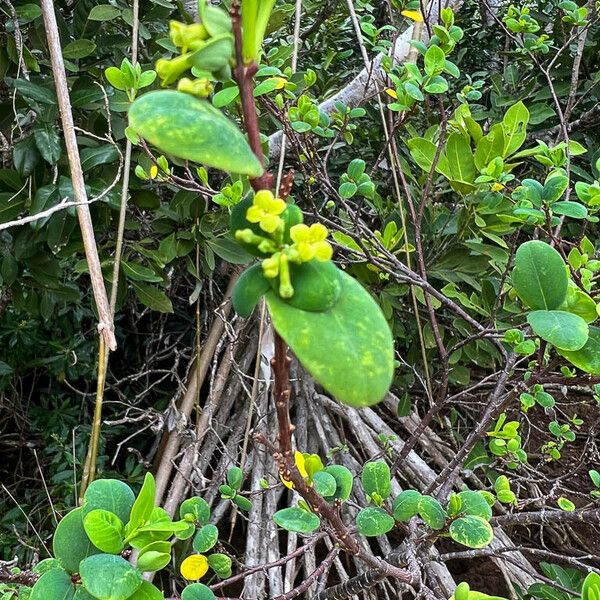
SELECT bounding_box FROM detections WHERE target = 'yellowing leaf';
[273,77,287,90]
[280,451,308,489]
[401,9,423,22]
[149,165,158,179]
[491,182,504,192]
[385,88,397,99]
[180,554,209,580]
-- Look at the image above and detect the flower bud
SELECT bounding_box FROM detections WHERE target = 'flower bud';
[177,77,213,98]
[156,53,193,86]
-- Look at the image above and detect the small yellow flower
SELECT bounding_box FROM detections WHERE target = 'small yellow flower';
[281,451,309,489]
[401,9,424,22]
[246,190,287,233]
[180,554,209,580]
[491,182,505,192]
[290,223,333,262]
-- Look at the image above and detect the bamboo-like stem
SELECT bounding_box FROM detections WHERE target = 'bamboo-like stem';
[40,0,116,352]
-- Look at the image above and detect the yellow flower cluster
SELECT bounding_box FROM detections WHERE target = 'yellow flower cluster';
[246,190,287,233]
[289,223,333,262]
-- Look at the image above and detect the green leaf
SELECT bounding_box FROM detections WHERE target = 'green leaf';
[266,270,394,407]
[9,78,56,104]
[322,465,354,502]
[418,496,446,530]
[181,583,216,600]
[88,5,121,21]
[339,182,357,199]
[449,515,494,548]
[31,568,75,600]
[80,146,120,172]
[105,67,127,91]
[361,461,391,501]
[424,45,445,77]
[129,473,156,530]
[355,507,395,537]
[282,261,343,313]
[207,553,232,579]
[502,101,529,156]
[62,39,97,59]
[227,466,243,490]
[79,555,142,600]
[53,508,101,573]
[557,497,575,512]
[212,86,240,108]
[33,123,61,164]
[313,471,337,497]
[233,495,253,511]
[456,491,492,521]
[82,480,135,524]
[83,510,124,554]
[512,241,568,310]
[131,281,173,313]
[583,572,600,600]
[542,176,569,203]
[392,490,422,521]
[128,91,263,177]
[232,264,270,318]
[126,581,164,600]
[207,237,252,264]
[559,285,597,323]
[137,548,171,572]
[122,262,163,283]
[552,201,587,219]
[559,326,600,374]
[527,310,589,351]
[192,524,219,553]
[273,507,321,533]
[179,497,210,525]
[407,137,452,179]
[445,132,476,184]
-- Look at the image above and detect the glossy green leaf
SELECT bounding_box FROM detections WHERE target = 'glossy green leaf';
[53,508,101,573]
[83,510,124,554]
[392,490,422,521]
[232,264,269,318]
[129,473,156,529]
[192,524,219,553]
[583,572,600,600]
[361,461,391,501]
[137,549,171,572]
[131,281,173,313]
[418,496,446,530]
[62,39,97,59]
[129,91,263,177]
[126,581,164,600]
[456,491,492,521]
[266,270,394,407]
[552,201,587,219]
[449,515,494,548]
[559,285,597,323]
[207,553,232,579]
[181,583,216,600]
[273,507,320,533]
[179,497,210,525]
[82,480,135,524]
[502,101,529,156]
[88,5,121,20]
[322,465,354,501]
[227,466,243,490]
[527,310,588,351]
[355,507,395,537]
[407,137,452,179]
[31,568,75,600]
[80,554,142,600]
[446,132,476,184]
[512,241,568,310]
[559,326,600,374]
[282,261,342,313]
[313,471,337,496]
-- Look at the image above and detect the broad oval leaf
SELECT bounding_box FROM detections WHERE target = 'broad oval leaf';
[31,568,75,600]
[355,507,395,537]
[53,508,101,573]
[456,491,492,521]
[512,241,568,310]
[273,507,321,533]
[126,581,164,600]
[128,91,263,177]
[232,263,269,318]
[137,550,171,572]
[207,553,232,579]
[418,496,446,530]
[181,583,216,600]
[79,554,142,600]
[83,510,124,554]
[322,465,354,502]
[361,461,391,501]
[527,310,589,351]
[82,479,135,524]
[392,490,422,521]
[179,497,211,525]
[559,326,600,374]
[192,524,219,553]
[266,270,394,407]
[180,554,209,581]
[449,515,494,549]
[312,471,337,496]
